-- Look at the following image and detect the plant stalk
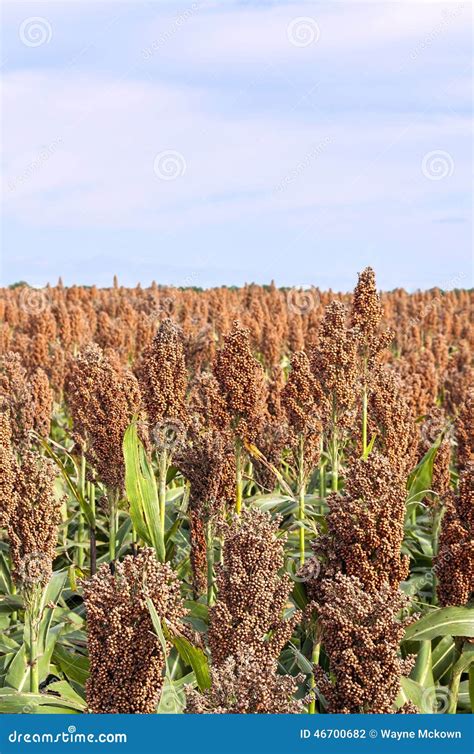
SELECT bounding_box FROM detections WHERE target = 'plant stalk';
[27,594,41,694]
[205,519,215,606]
[298,434,306,566]
[108,489,118,561]
[235,439,243,515]
[158,449,169,536]
[308,642,321,714]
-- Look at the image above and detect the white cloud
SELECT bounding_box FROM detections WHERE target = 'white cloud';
[2,66,470,233]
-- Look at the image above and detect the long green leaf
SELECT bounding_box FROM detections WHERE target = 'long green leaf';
[0,689,84,713]
[407,433,442,503]
[410,640,434,688]
[40,440,95,528]
[123,423,165,561]
[404,606,474,642]
[397,676,427,711]
[5,572,67,691]
[168,634,211,692]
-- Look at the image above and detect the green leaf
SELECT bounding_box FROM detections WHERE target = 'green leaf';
[145,598,188,712]
[397,677,427,711]
[156,678,185,714]
[451,645,474,679]
[404,607,474,641]
[47,680,86,709]
[362,433,377,460]
[0,595,23,614]
[168,634,211,692]
[52,644,89,686]
[288,644,313,674]
[410,640,434,688]
[5,571,67,691]
[469,666,474,713]
[0,689,85,713]
[40,440,95,528]
[123,422,165,561]
[291,579,308,611]
[407,433,442,503]
[147,597,211,693]
[431,636,456,682]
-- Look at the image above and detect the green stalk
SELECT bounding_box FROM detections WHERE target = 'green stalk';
[447,670,461,714]
[77,512,85,569]
[331,428,339,492]
[469,666,474,714]
[318,436,326,502]
[108,489,118,561]
[308,642,321,714]
[76,454,87,569]
[297,434,306,566]
[205,519,215,606]
[10,581,17,625]
[235,439,243,515]
[447,638,463,713]
[158,449,169,536]
[88,481,97,575]
[27,593,41,694]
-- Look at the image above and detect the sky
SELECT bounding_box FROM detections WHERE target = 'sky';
[1,0,472,291]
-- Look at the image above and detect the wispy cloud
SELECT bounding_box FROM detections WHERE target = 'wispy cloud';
[1,1,472,289]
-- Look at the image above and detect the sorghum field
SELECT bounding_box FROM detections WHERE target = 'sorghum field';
[0,268,472,715]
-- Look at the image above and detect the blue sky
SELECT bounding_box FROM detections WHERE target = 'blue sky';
[1,1,472,290]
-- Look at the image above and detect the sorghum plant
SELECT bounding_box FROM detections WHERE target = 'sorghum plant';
[310,574,416,714]
[66,343,141,559]
[213,321,266,512]
[83,548,186,713]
